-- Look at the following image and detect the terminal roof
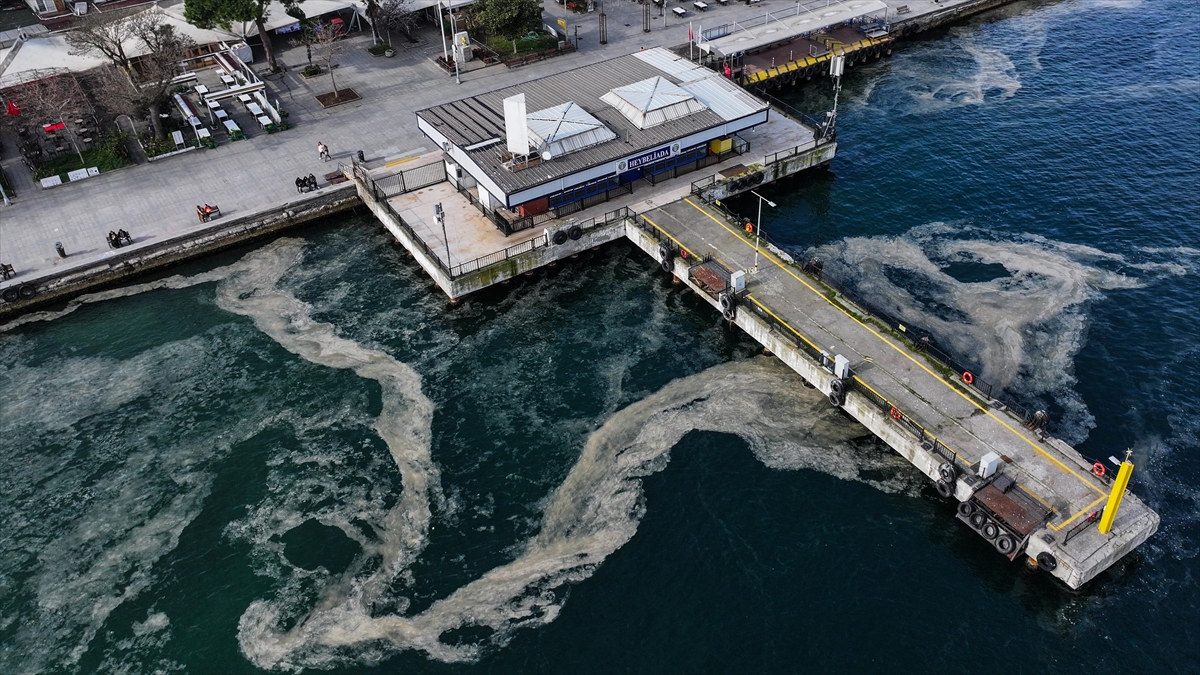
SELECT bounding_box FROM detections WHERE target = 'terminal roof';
[418,49,768,196]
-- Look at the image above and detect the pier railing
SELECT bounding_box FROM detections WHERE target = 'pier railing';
[364,161,448,200]
[447,206,634,278]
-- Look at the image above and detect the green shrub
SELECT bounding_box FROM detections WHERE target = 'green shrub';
[301,64,322,76]
[367,43,389,55]
[32,132,131,181]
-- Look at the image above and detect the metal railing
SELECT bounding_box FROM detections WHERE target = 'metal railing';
[368,161,447,199]
[448,206,634,278]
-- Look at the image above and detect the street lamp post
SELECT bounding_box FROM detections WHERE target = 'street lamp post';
[750,190,775,274]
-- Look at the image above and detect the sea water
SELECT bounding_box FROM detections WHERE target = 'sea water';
[1,0,1198,672]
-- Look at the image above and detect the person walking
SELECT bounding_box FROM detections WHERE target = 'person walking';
[318,142,330,162]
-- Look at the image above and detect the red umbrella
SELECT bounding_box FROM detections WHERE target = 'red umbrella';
[4,100,17,116]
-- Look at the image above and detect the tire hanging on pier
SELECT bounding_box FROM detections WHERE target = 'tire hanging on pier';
[830,378,846,397]
[17,285,36,300]
[553,230,569,246]
[969,511,987,530]
[938,462,957,483]
[568,225,583,241]
[982,521,1000,540]
[995,534,1017,556]
[1,287,18,303]
[828,391,843,407]
[957,502,975,518]
[1036,552,1058,572]
[936,479,953,499]
[719,291,736,322]
[658,242,673,273]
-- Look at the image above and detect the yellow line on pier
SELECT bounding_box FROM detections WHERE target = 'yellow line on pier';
[680,197,1105,505]
[384,155,419,168]
[638,213,701,260]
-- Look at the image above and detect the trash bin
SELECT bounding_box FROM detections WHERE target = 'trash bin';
[54,242,66,258]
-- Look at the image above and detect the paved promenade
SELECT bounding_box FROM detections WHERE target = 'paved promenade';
[0,0,987,294]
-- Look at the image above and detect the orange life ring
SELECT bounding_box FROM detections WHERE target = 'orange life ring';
[962,371,974,385]
[744,222,755,233]
[889,407,902,420]
[1092,462,1106,478]
[680,248,688,259]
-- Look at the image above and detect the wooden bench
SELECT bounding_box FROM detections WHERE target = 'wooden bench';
[1,263,15,281]
[896,4,909,12]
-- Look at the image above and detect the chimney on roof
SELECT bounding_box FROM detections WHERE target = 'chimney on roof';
[503,93,529,156]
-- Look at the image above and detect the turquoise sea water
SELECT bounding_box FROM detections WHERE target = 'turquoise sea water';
[2,0,1199,672]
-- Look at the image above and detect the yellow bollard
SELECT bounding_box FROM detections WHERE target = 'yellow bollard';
[1098,451,1135,534]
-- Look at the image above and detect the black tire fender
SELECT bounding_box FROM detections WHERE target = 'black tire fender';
[1036,552,1058,572]
[17,285,36,299]
[938,462,957,483]
[957,501,975,518]
[828,391,843,407]
[936,480,953,499]
[830,378,845,396]
[982,521,1000,540]
[1,287,18,303]
[552,230,569,246]
[996,534,1017,555]
[568,225,583,240]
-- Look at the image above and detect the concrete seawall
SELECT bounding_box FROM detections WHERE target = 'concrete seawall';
[0,185,360,322]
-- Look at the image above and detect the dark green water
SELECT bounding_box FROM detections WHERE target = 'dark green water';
[2,0,1199,672]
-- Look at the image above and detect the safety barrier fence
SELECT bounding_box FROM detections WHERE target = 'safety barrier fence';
[451,206,633,276]
[367,161,448,199]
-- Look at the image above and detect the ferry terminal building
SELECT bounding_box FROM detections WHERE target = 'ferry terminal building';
[416,47,772,233]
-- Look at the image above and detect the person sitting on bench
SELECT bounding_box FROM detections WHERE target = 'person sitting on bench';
[295,176,305,193]
[107,230,119,248]
[307,174,318,191]
[118,229,132,245]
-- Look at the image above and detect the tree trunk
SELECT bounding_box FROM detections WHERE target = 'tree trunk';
[306,43,312,65]
[148,101,165,140]
[329,65,338,100]
[257,17,278,71]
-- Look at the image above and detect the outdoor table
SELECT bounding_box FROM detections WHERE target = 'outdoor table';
[256,115,272,129]
[220,74,236,85]
[188,115,202,129]
[215,109,228,121]
[223,120,240,134]
[237,94,252,104]
[672,6,686,15]
[207,100,221,110]
[694,1,707,9]
[247,102,264,116]
[195,84,209,95]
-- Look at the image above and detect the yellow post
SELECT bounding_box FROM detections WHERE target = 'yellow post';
[1098,451,1134,534]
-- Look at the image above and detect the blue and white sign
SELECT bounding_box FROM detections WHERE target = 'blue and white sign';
[619,142,682,172]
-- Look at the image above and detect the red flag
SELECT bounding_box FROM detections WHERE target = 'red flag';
[4,100,17,116]
[688,23,693,42]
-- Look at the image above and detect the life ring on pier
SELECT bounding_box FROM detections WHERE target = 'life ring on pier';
[889,407,902,420]
[680,248,688,260]
[744,222,755,233]
[1092,462,1106,478]
[961,371,974,385]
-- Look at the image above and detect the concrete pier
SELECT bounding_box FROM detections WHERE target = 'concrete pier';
[625,197,1158,589]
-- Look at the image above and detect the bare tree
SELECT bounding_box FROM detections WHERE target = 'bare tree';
[313,21,344,100]
[369,0,418,46]
[12,72,92,165]
[65,9,151,75]
[66,10,194,140]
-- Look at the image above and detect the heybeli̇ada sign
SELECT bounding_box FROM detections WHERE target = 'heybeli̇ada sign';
[619,142,682,172]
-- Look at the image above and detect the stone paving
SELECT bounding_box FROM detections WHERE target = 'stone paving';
[0,0,976,293]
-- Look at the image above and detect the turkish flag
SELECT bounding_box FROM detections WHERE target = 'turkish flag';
[4,100,17,116]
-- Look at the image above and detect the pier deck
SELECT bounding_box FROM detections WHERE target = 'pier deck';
[631,197,1158,588]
